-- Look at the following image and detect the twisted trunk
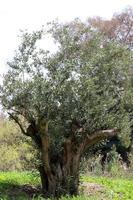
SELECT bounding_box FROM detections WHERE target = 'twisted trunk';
[39,135,82,197]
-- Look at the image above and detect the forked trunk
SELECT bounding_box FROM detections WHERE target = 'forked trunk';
[37,119,118,198]
[39,152,80,197]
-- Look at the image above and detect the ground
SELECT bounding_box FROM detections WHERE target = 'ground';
[80,182,105,196]
[0,172,133,199]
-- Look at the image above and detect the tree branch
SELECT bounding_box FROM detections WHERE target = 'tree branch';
[84,128,119,151]
[123,21,133,43]
[8,112,31,137]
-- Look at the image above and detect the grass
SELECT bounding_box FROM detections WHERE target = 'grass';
[82,176,133,199]
[0,171,40,200]
[0,171,40,185]
[0,172,133,199]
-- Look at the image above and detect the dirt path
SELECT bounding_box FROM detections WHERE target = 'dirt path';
[80,182,105,196]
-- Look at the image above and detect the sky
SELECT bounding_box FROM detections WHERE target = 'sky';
[0,0,133,75]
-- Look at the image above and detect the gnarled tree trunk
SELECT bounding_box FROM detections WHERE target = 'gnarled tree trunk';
[9,115,118,198]
[39,138,82,197]
[38,125,118,197]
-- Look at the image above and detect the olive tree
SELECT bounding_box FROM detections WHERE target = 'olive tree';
[0,20,132,197]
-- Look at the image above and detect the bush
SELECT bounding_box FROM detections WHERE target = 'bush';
[0,114,36,171]
[80,145,133,177]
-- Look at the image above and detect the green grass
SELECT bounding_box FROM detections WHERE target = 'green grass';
[82,176,133,199]
[0,171,40,200]
[0,172,133,199]
[0,171,40,185]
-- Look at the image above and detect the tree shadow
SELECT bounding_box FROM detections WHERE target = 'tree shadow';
[0,182,41,200]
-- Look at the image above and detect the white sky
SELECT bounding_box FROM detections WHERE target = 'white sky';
[0,0,133,75]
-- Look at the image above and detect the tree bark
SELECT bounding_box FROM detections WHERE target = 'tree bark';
[38,133,82,197]
[83,128,118,151]
[38,119,57,196]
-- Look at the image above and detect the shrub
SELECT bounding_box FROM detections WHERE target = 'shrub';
[0,115,36,171]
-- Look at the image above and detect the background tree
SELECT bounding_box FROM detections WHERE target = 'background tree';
[88,7,133,164]
[88,7,133,48]
[0,20,132,197]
